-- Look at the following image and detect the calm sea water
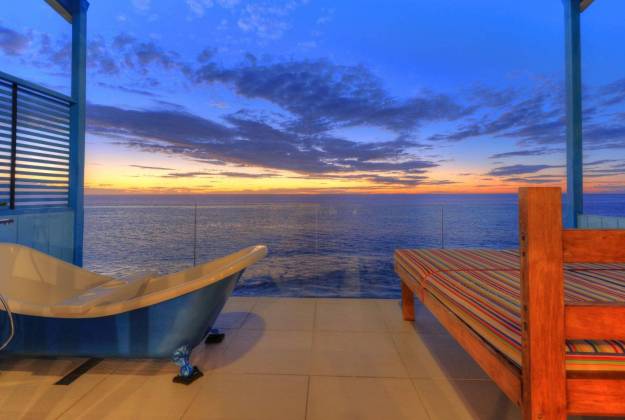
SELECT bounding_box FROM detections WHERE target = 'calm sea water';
[83,194,625,298]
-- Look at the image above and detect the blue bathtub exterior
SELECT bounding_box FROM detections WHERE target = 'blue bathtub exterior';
[1,271,243,359]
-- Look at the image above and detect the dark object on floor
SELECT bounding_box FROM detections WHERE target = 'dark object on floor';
[205,330,225,344]
[55,357,103,385]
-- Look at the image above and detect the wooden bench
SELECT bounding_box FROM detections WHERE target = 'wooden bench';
[396,187,625,419]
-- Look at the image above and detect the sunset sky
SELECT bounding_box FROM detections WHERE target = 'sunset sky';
[2,0,625,194]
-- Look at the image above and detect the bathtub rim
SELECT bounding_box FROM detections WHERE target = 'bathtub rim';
[1,244,267,319]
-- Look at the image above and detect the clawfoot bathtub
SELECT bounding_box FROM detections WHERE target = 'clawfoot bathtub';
[0,244,267,383]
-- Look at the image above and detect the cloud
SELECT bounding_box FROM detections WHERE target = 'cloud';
[187,0,240,17]
[503,177,561,184]
[112,33,135,49]
[598,78,625,107]
[87,34,193,80]
[161,171,212,178]
[0,24,30,56]
[430,91,563,144]
[187,0,213,17]
[4,22,622,162]
[585,159,620,166]
[88,37,119,75]
[301,172,454,187]
[86,104,438,177]
[3,21,624,188]
[160,170,277,179]
[583,123,625,149]
[217,171,279,178]
[129,164,174,170]
[3,28,190,83]
[194,59,468,134]
[489,148,559,159]
[197,47,217,63]
[237,2,305,40]
[467,84,519,108]
[316,8,335,26]
[430,80,625,154]
[132,0,151,12]
[97,82,158,97]
[584,162,625,178]
[487,164,562,177]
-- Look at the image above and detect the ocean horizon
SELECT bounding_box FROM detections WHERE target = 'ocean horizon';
[84,193,625,298]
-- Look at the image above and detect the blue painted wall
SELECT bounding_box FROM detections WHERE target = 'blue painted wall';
[0,210,74,262]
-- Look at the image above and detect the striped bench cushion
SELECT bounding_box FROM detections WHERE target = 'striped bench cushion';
[395,249,519,285]
[395,249,625,288]
[427,268,625,371]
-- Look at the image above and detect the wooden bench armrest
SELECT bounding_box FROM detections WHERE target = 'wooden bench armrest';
[565,302,625,340]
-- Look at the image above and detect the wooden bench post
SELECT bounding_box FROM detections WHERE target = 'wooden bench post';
[519,187,567,420]
[401,281,415,321]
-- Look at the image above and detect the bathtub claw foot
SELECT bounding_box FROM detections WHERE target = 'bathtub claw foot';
[205,329,225,344]
[172,345,203,385]
[173,366,203,385]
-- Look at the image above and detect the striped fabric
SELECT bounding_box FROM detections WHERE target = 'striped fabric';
[395,249,625,372]
[395,249,519,284]
[395,249,625,287]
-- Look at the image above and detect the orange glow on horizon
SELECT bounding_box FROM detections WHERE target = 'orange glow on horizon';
[85,150,624,195]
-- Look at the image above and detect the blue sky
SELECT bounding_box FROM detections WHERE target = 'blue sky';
[1,0,625,194]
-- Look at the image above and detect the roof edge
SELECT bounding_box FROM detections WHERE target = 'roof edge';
[580,0,595,12]
[44,0,73,23]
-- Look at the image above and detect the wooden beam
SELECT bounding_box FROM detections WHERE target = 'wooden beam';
[401,281,415,321]
[566,303,625,340]
[567,377,625,416]
[519,187,567,420]
[563,0,583,228]
[562,229,625,263]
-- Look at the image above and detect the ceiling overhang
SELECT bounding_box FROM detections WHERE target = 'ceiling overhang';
[580,0,595,12]
[45,0,74,23]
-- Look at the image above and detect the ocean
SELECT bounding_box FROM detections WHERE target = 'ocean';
[83,194,625,298]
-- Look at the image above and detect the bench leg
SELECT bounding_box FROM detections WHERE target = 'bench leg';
[401,281,415,321]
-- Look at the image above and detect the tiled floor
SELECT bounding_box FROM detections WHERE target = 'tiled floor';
[0,297,614,419]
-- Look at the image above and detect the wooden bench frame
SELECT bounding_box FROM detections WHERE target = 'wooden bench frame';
[397,187,625,419]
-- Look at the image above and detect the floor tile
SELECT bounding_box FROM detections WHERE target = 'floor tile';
[377,300,448,335]
[413,378,520,420]
[311,331,408,377]
[241,298,315,331]
[213,330,313,375]
[183,373,308,420]
[392,332,488,380]
[0,357,86,384]
[314,298,384,305]
[315,299,387,332]
[192,328,239,371]
[0,298,556,420]
[61,360,201,419]
[0,358,113,419]
[307,376,429,420]
[214,297,257,329]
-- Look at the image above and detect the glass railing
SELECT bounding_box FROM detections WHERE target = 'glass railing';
[83,194,521,298]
